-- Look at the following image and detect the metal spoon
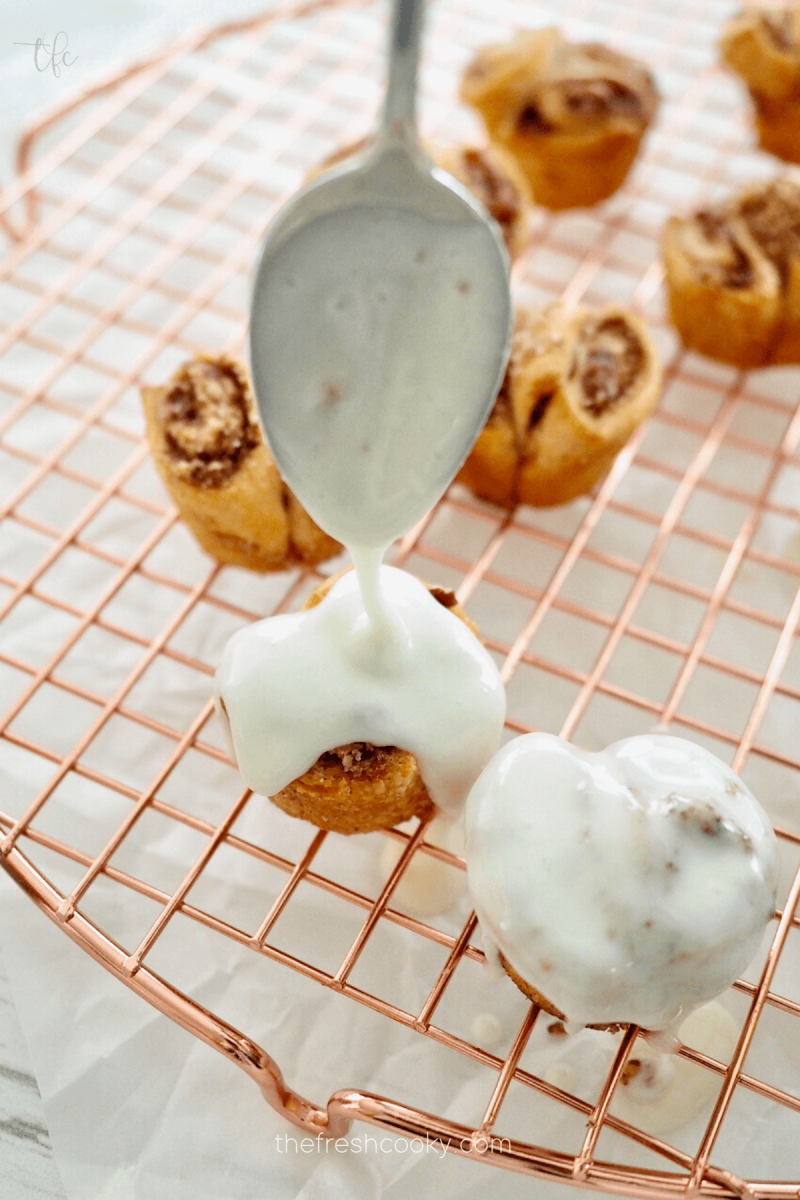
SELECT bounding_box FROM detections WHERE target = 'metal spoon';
[248,0,512,552]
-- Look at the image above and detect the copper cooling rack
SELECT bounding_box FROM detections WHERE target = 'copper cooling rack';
[2,0,800,1195]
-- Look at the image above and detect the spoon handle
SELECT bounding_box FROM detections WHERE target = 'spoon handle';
[381,0,425,139]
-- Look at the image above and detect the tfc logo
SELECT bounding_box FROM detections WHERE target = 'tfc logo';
[14,32,78,77]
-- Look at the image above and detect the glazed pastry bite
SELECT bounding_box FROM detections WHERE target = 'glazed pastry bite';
[458,302,661,508]
[465,732,779,1032]
[311,139,532,260]
[460,27,658,210]
[663,179,800,366]
[270,574,476,835]
[721,4,800,161]
[216,569,503,836]
[141,355,341,572]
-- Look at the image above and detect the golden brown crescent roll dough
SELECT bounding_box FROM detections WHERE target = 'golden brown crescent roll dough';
[498,950,625,1033]
[458,303,661,508]
[459,27,658,210]
[311,139,532,260]
[141,355,341,572]
[721,5,800,162]
[270,574,479,835]
[663,179,800,366]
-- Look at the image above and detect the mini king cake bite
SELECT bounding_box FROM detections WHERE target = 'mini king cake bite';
[460,27,658,210]
[662,179,800,367]
[141,355,341,571]
[721,4,800,162]
[458,302,661,508]
[216,569,504,835]
[465,732,779,1033]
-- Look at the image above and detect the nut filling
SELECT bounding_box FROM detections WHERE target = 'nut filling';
[527,388,555,431]
[162,359,261,488]
[316,743,397,777]
[460,148,522,231]
[738,181,800,285]
[572,317,645,413]
[690,211,753,290]
[560,77,644,119]
[693,210,754,290]
[490,372,513,422]
[518,77,645,135]
[762,10,797,51]
[517,102,555,134]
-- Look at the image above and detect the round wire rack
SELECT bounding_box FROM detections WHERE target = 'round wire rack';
[1,0,800,1195]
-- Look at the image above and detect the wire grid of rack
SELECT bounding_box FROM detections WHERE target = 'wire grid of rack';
[1,0,800,1194]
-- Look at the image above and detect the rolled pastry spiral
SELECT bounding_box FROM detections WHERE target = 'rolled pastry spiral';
[663,179,800,367]
[458,303,662,508]
[721,5,800,162]
[460,27,658,210]
[141,356,341,571]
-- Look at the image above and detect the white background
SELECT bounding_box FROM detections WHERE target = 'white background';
[1,0,275,186]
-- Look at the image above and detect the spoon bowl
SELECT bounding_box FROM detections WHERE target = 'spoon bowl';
[249,0,512,550]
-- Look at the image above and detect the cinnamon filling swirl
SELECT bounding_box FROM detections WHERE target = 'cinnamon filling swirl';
[572,317,645,414]
[738,180,800,286]
[459,147,522,232]
[162,359,261,488]
[694,210,754,290]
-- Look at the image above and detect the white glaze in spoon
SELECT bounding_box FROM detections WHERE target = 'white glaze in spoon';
[248,0,512,561]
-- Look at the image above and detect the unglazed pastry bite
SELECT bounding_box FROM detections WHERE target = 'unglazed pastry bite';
[663,179,800,367]
[311,139,532,260]
[465,732,779,1033]
[141,355,341,571]
[458,302,661,508]
[460,27,658,210]
[721,4,800,162]
[215,568,505,836]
